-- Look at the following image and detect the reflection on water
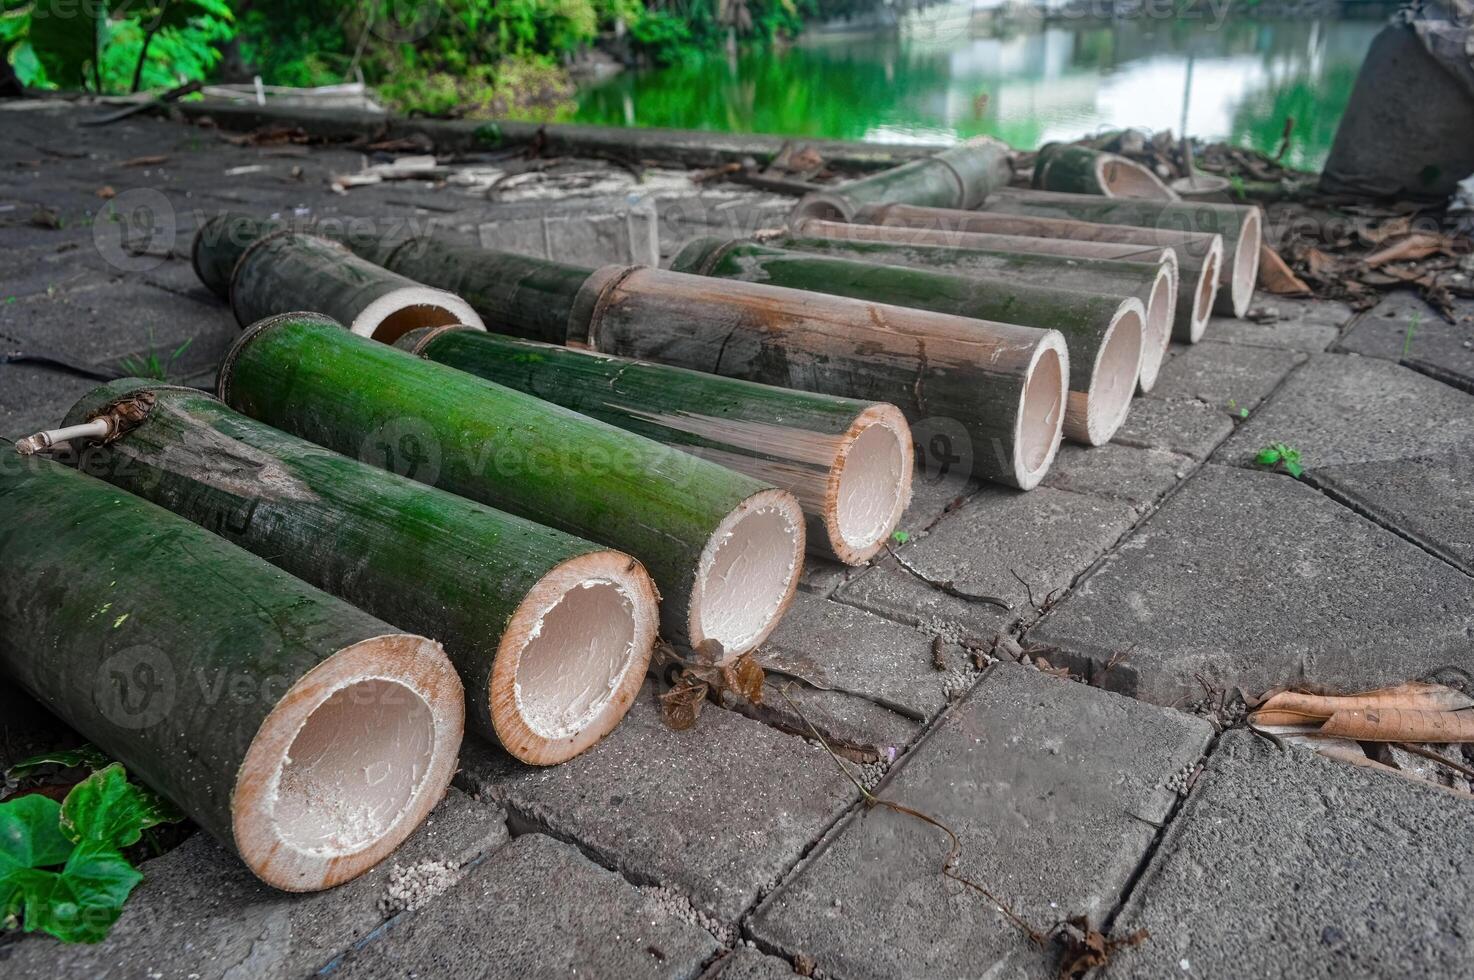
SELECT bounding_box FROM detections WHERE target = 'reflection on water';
[575,17,1381,170]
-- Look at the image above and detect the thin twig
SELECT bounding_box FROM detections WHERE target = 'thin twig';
[887,545,1013,610]
[1394,742,1474,782]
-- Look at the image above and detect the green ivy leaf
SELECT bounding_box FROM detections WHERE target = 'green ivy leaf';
[60,765,150,849]
[7,744,113,781]
[0,796,74,874]
[7,847,141,943]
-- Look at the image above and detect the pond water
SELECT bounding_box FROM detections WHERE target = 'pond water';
[575,16,1383,171]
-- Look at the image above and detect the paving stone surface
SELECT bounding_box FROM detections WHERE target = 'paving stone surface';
[700,947,802,979]
[457,684,860,924]
[750,592,959,756]
[0,789,508,980]
[836,485,1138,645]
[1031,464,1474,705]
[1221,354,1474,571]
[1040,443,1191,515]
[748,663,1214,980]
[1208,294,1352,351]
[332,833,721,979]
[1105,730,1474,979]
[1334,290,1474,393]
[1112,395,1236,460]
[1148,339,1305,411]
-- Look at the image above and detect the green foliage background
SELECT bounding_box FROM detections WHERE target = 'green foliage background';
[2,0,822,117]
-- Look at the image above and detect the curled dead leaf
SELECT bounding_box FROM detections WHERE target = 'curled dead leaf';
[1258,682,1474,721]
[660,680,709,732]
[721,652,765,705]
[1056,915,1148,979]
[1319,708,1474,743]
[1257,244,1311,296]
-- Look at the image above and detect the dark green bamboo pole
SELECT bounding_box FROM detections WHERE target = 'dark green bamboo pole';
[792,136,1013,222]
[669,238,1141,447]
[216,313,804,658]
[1031,143,1178,200]
[230,232,485,344]
[192,213,404,299]
[762,231,1177,393]
[0,453,463,892]
[844,203,1225,341]
[565,265,1069,490]
[979,188,1261,318]
[395,326,913,565]
[60,380,658,765]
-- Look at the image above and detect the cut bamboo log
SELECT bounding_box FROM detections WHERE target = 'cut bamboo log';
[57,380,658,765]
[559,265,1069,489]
[0,454,463,891]
[670,237,1138,447]
[841,203,1223,342]
[217,312,804,657]
[396,326,912,565]
[193,213,400,298]
[230,232,486,344]
[792,136,1013,222]
[980,188,1261,319]
[1031,143,1179,200]
[763,230,1177,394]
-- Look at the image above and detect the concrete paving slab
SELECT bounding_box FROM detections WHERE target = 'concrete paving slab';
[1,789,508,980]
[1219,354,1474,571]
[1334,290,1474,393]
[836,486,1138,645]
[747,663,1214,980]
[1113,396,1236,460]
[332,833,720,980]
[701,947,801,979]
[1147,340,1305,412]
[1031,464,1474,705]
[457,684,860,924]
[1105,730,1474,979]
[1207,295,1352,352]
[1041,443,1191,515]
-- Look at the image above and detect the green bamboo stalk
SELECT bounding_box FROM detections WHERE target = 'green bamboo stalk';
[764,231,1177,394]
[980,188,1261,318]
[792,136,1013,222]
[60,380,657,765]
[669,238,1141,447]
[0,454,463,891]
[192,213,402,299]
[216,313,804,657]
[230,232,485,344]
[566,265,1069,490]
[1031,143,1178,200]
[395,326,913,565]
[847,203,1225,341]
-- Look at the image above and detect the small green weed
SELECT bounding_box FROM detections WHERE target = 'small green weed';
[1403,311,1421,358]
[1254,442,1304,478]
[118,334,193,381]
[891,530,911,545]
[1227,399,1249,419]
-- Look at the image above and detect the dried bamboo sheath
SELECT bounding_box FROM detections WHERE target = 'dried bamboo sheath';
[793,137,1013,222]
[1031,143,1179,201]
[979,189,1261,319]
[216,313,804,657]
[0,456,463,891]
[397,326,912,564]
[61,381,657,765]
[845,203,1224,342]
[670,238,1136,447]
[765,230,1176,393]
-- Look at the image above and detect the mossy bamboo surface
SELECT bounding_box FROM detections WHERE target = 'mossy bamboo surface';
[61,380,654,763]
[192,213,404,298]
[792,136,1012,221]
[216,313,799,653]
[569,265,1068,490]
[1031,144,1178,200]
[669,237,1138,444]
[397,326,911,564]
[980,188,1260,316]
[0,454,462,890]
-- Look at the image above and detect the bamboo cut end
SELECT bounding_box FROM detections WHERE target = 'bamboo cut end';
[489,550,659,766]
[1136,261,1179,394]
[1013,336,1068,490]
[824,403,913,565]
[1064,299,1144,447]
[1229,209,1262,318]
[350,286,485,345]
[1095,155,1180,201]
[689,488,805,658]
[1188,239,1225,343]
[232,633,464,892]
[791,191,856,225]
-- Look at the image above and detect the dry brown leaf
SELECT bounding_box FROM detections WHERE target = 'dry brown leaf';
[121,154,168,167]
[1259,682,1474,721]
[1363,234,1451,268]
[1304,248,1338,279]
[1258,244,1311,296]
[722,652,765,705]
[1249,708,1331,726]
[1356,216,1411,246]
[1056,916,1148,978]
[95,185,116,200]
[659,680,708,731]
[1319,708,1474,743]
